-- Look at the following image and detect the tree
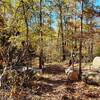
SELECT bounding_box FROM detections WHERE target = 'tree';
[78,0,83,80]
[39,0,44,69]
[21,0,30,70]
[59,0,66,61]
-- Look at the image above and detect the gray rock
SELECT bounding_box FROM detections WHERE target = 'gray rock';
[82,57,100,85]
[82,70,100,85]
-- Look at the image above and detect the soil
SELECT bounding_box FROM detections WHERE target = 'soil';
[0,64,100,100]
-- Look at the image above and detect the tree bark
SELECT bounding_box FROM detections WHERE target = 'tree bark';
[39,0,44,69]
[21,0,29,70]
[59,2,66,61]
[88,20,94,62]
[79,0,83,80]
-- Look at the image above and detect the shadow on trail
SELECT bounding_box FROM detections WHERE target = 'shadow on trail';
[36,78,74,96]
[35,77,74,96]
[34,82,54,96]
[34,64,75,96]
[43,64,65,75]
[39,77,72,86]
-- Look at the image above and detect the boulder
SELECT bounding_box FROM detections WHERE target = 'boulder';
[82,71,100,86]
[92,57,100,68]
[82,57,100,85]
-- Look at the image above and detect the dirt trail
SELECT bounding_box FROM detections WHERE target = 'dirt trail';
[0,64,100,100]
[32,64,100,100]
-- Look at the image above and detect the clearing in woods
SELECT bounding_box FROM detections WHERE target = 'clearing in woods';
[0,63,99,100]
[32,64,100,100]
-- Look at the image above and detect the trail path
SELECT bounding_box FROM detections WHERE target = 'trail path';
[32,64,100,100]
[0,64,100,100]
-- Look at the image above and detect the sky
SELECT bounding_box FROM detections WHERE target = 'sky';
[95,0,100,6]
[11,0,100,29]
[92,0,100,28]
[51,0,100,30]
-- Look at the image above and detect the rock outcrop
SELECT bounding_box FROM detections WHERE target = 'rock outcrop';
[92,57,100,68]
[82,70,100,86]
[82,57,100,85]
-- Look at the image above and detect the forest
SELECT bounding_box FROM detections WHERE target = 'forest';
[0,0,100,99]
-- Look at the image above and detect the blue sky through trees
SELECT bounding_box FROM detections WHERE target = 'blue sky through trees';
[95,0,100,6]
[51,0,100,30]
[11,0,100,30]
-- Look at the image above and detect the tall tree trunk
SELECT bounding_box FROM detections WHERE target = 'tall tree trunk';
[21,0,29,70]
[74,3,77,48]
[88,38,93,62]
[88,20,94,62]
[59,3,66,61]
[72,3,77,67]
[79,0,83,80]
[39,0,44,69]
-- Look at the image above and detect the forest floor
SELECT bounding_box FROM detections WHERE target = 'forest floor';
[0,63,100,100]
